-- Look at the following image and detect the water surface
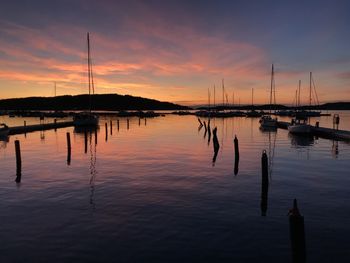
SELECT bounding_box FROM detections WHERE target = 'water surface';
[1,112,350,262]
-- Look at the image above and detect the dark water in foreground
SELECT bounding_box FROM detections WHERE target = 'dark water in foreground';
[1,113,350,262]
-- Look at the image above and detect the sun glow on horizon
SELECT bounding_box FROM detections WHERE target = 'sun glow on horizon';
[0,1,349,105]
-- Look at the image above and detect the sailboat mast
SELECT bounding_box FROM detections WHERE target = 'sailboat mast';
[222,79,225,107]
[232,91,234,107]
[54,82,56,97]
[298,80,301,108]
[87,32,92,113]
[251,88,254,108]
[213,85,216,109]
[309,72,312,108]
[269,64,274,114]
[208,88,210,109]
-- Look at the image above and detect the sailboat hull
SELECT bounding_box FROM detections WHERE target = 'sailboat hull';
[73,113,99,127]
[259,116,277,128]
[288,124,311,134]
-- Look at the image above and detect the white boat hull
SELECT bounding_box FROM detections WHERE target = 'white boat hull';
[288,124,311,134]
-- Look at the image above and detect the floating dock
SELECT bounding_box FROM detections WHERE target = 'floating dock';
[276,121,350,141]
[9,121,74,135]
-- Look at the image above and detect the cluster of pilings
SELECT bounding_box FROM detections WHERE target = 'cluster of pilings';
[12,117,149,178]
[197,117,307,262]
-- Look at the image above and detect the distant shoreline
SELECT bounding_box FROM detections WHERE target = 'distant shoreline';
[0,94,349,111]
[0,94,190,111]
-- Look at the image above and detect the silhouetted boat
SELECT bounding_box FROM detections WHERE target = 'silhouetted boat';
[288,118,311,134]
[260,64,277,128]
[0,123,9,137]
[246,88,262,118]
[74,32,99,127]
[289,72,319,134]
[246,109,262,117]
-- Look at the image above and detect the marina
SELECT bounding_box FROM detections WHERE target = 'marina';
[1,1,350,262]
[1,113,350,262]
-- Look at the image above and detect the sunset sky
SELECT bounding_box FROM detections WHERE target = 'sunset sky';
[0,0,349,105]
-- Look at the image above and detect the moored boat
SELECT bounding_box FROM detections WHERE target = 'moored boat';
[74,32,99,127]
[260,64,278,128]
[288,119,311,134]
[0,123,9,137]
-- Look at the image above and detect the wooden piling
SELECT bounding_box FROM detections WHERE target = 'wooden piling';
[234,157,239,175]
[110,120,113,135]
[94,128,98,145]
[261,150,269,216]
[84,130,88,154]
[144,118,147,126]
[234,135,239,160]
[24,121,27,137]
[207,121,211,144]
[66,132,71,165]
[139,118,141,126]
[289,199,306,263]
[105,122,108,141]
[117,119,120,131]
[127,119,130,130]
[212,127,220,165]
[15,140,22,182]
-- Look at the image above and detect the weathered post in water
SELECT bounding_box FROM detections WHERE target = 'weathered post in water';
[24,121,27,137]
[207,121,211,144]
[54,119,57,132]
[105,122,108,141]
[139,118,141,126]
[110,120,113,135]
[15,140,22,182]
[261,150,269,216]
[94,128,98,145]
[144,118,147,126]
[66,132,71,165]
[233,136,239,175]
[212,127,220,165]
[84,130,88,154]
[117,119,120,131]
[234,135,240,160]
[289,199,306,263]
[127,118,130,130]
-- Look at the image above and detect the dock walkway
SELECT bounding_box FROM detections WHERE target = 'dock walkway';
[276,121,350,141]
[9,121,74,135]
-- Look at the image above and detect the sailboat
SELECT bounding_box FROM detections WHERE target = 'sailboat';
[246,88,262,117]
[73,33,99,127]
[260,64,278,128]
[288,73,314,134]
[295,72,321,119]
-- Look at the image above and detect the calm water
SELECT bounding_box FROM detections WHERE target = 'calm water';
[1,112,350,262]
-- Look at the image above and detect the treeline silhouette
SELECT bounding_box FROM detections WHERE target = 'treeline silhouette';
[0,94,190,111]
[198,102,350,111]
